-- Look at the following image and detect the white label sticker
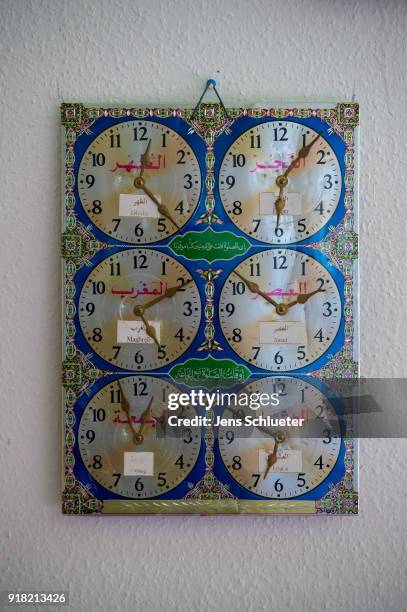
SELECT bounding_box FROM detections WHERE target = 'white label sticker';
[117,320,160,344]
[124,452,154,476]
[259,192,303,216]
[119,193,161,218]
[259,449,302,473]
[259,321,307,345]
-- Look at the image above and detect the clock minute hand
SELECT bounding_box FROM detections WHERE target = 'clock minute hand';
[139,183,180,229]
[233,270,279,309]
[119,381,140,445]
[138,311,160,348]
[274,131,322,227]
[134,278,193,314]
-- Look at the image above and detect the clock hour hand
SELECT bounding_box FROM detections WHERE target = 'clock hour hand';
[285,286,325,309]
[138,311,160,348]
[138,183,180,229]
[138,139,152,180]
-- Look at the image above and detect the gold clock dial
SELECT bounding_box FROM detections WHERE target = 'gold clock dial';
[79,376,201,498]
[78,249,201,370]
[218,376,341,498]
[219,121,342,244]
[78,120,202,243]
[219,249,341,371]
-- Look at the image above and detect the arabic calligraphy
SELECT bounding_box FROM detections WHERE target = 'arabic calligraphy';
[111,281,167,299]
[249,155,305,174]
[111,154,165,173]
[249,282,307,300]
[113,411,159,427]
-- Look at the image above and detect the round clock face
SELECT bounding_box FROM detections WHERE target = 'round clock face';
[78,120,202,243]
[79,376,201,498]
[219,121,342,244]
[218,376,341,498]
[219,249,341,371]
[78,249,201,370]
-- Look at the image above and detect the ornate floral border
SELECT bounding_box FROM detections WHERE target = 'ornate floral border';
[61,102,359,514]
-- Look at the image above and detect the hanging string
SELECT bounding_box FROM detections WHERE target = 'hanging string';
[191,79,229,121]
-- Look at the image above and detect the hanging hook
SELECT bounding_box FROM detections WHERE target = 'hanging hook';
[191,79,229,121]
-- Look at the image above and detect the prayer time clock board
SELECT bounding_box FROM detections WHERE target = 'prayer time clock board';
[61,97,359,515]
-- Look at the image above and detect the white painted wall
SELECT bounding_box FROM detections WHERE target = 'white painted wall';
[1,0,406,610]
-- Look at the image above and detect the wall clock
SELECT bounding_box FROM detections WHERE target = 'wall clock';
[61,95,359,515]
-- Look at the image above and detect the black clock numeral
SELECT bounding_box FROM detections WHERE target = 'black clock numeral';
[252,218,261,231]
[250,134,261,148]
[91,408,106,422]
[323,174,333,189]
[232,153,246,167]
[92,327,102,342]
[273,255,288,269]
[85,302,95,316]
[232,200,242,215]
[183,428,193,444]
[225,430,234,444]
[252,473,261,486]
[232,456,242,470]
[134,223,144,237]
[112,345,121,359]
[297,473,306,487]
[249,262,260,276]
[183,174,193,189]
[157,472,167,486]
[134,351,144,364]
[176,149,186,164]
[133,127,147,141]
[232,281,245,295]
[252,346,261,359]
[158,346,166,360]
[92,455,102,469]
[314,456,323,469]
[273,382,286,396]
[134,478,144,492]
[323,302,332,317]
[225,303,235,316]
[92,152,105,167]
[175,201,184,214]
[274,479,284,492]
[112,473,121,486]
[85,430,95,443]
[316,277,325,291]
[112,218,121,231]
[110,388,121,403]
[92,281,105,295]
[133,381,147,396]
[297,345,306,360]
[133,254,147,269]
[110,133,121,148]
[273,127,288,141]
[313,329,324,343]
[175,455,184,469]
[91,200,102,214]
[158,218,167,232]
[176,277,187,290]
[274,226,284,238]
[322,429,332,444]
[314,201,324,215]
[85,174,95,188]
[174,328,184,342]
[274,351,283,365]
[297,218,307,232]
[232,328,242,342]
[226,175,235,189]
[183,301,193,316]
[109,262,121,276]
[316,150,327,164]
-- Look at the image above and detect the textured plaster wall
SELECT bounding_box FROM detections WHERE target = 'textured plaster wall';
[1,0,406,611]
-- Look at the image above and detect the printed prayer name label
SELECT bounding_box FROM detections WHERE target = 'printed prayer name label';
[124,452,154,476]
[117,320,160,344]
[119,193,161,218]
[259,321,307,345]
[259,192,303,216]
[259,449,303,473]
